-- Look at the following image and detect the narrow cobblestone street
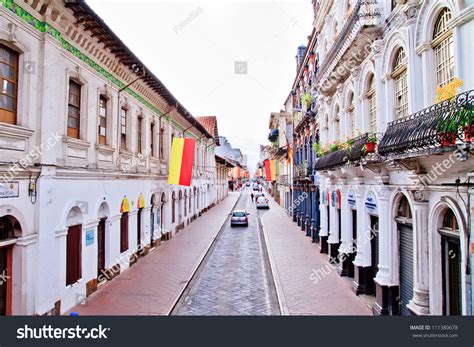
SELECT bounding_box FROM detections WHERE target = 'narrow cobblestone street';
[172,188,280,315]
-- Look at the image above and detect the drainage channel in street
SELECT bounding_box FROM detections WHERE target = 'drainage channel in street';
[170,189,280,315]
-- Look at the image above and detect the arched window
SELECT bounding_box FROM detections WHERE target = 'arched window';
[442,209,458,231]
[347,92,355,138]
[366,74,376,132]
[392,48,408,119]
[396,196,412,221]
[0,44,19,125]
[0,216,17,241]
[432,8,454,87]
[439,208,462,315]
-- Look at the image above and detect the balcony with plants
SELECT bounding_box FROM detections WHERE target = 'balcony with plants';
[313,132,381,171]
[378,81,473,157]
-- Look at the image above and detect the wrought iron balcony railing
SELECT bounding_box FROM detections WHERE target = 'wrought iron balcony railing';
[314,150,348,171]
[378,90,474,156]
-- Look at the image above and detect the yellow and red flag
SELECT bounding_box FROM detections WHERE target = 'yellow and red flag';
[233,167,241,178]
[168,137,196,186]
[286,142,293,165]
[264,159,276,182]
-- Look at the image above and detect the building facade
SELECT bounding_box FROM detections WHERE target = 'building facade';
[307,0,473,316]
[0,0,219,315]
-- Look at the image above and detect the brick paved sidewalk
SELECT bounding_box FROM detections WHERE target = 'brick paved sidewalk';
[68,192,241,316]
[261,198,371,315]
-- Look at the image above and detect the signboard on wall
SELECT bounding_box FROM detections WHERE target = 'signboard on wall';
[321,190,329,206]
[365,192,378,215]
[348,190,357,209]
[331,190,341,209]
[0,182,19,199]
[85,229,94,246]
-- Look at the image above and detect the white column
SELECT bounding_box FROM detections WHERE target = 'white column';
[354,184,370,267]
[339,185,351,254]
[374,186,391,286]
[319,187,328,238]
[408,198,430,315]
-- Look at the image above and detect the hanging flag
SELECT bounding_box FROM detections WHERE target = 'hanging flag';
[264,160,276,182]
[168,137,196,186]
[283,131,293,165]
[137,193,145,209]
[120,197,130,213]
[233,167,241,178]
[286,142,293,165]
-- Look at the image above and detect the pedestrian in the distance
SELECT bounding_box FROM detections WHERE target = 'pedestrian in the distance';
[251,193,254,202]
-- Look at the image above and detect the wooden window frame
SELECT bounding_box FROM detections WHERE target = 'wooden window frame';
[120,107,128,151]
[67,80,81,139]
[98,95,108,146]
[137,116,143,154]
[0,45,19,125]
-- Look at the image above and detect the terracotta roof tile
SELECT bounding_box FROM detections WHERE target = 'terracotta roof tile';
[196,116,220,145]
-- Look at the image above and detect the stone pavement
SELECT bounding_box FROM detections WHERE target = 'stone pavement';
[261,197,372,315]
[68,192,241,315]
[172,189,280,315]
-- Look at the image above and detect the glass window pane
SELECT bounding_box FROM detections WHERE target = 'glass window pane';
[0,64,14,80]
[2,80,15,96]
[68,117,78,128]
[0,94,15,111]
[0,47,15,65]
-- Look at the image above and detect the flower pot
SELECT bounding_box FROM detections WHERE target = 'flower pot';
[440,132,456,146]
[365,142,376,154]
[463,124,474,143]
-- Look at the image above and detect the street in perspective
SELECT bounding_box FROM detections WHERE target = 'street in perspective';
[0,0,473,321]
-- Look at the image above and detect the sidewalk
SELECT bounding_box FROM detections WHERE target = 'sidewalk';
[261,197,371,315]
[68,192,241,315]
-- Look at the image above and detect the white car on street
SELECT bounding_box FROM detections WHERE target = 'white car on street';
[256,196,269,209]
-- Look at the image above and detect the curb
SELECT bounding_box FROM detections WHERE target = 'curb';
[165,192,243,315]
[260,210,290,316]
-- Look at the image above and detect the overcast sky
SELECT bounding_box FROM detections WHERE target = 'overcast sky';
[87,0,313,171]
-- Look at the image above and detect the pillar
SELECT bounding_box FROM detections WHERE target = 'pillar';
[407,199,430,315]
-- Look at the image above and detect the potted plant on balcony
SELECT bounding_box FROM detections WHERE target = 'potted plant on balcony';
[435,78,465,146]
[364,133,377,154]
[329,141,340,153]
[460,103,474,143]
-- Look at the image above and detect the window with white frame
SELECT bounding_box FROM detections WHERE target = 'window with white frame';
[432,8,454,87]
[392,48,408,119]
[366,74,376,132]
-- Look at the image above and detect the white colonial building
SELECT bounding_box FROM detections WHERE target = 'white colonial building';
[306,0,474,316]
[0,0,218,315]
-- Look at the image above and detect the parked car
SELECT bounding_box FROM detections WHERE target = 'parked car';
[246,182,250,186]
[230,210,250,227]
[254,193,265,200]
[256,196,269,209]
[253,183,259,191]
